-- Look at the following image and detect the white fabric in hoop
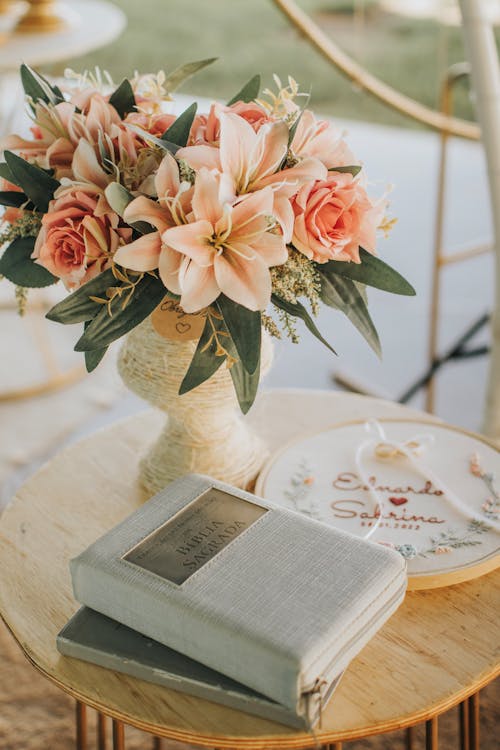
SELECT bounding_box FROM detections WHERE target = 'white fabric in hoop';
[354,419,500,542]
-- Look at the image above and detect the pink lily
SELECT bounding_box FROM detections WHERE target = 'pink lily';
[161,169,288,312]
[178,110,327,242]
[113,152,192,293]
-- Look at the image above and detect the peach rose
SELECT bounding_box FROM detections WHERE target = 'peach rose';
[190,101,271,145]
[33,186,132,289]
[291,110,358,170]
[291,172,385,263]
[125,111,177,139]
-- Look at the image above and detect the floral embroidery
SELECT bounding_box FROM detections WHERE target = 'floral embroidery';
[284,460,321,519]
[419,519,491,557]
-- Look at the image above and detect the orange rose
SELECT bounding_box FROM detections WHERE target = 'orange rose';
[33,186,132,289]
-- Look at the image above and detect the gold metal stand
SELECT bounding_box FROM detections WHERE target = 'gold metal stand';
[14,0,71,33]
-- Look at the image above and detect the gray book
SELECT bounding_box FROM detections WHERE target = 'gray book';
[70,474,407,726]
[57,607,342,728]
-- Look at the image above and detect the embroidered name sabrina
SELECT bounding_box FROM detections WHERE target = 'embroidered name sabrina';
[333,472,443,496]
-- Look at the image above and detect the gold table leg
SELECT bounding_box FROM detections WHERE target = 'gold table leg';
[152,737,164,749]
[460,699,470,750]
[406,725,414,750]
[112,719,125,750]
[76,701,87,750]
[97,712,107,750]
[468,692,480,750]
[426,716,439,750]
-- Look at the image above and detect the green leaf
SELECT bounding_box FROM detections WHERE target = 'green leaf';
[216,296,261,374]
[287,92,310,147]
[319,272,381,357]
[229,351,260,414]
[46,268,116,324]
[108,78,136,118]
[321,248,416,296]
[83,322,108,372]
[328,165,362,176]
[271,294,337,355]
[162,102,197,147]
[85,346,108,372]
[4,151,59,212]
[0,237,57,287]
[164,58,218,92]
[20,64,64,108]
[227,74,261,105]
[104,182,154,235]
[0,162,21,188]
[104,182,133,218]
[0,191,29,208]
[74,274,165,351]
[179,313,227,395]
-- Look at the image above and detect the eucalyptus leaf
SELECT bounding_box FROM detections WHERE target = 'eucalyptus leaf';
[46,268,117,324]
[104,183,134,218]
[4,151,59,212]
[271,294,336,355]
[0,162,21,188]
[109,78,136,118]
[20,64,64,108]
[164,58,218,92]
[83,322,108,372]
[162,102,197,147]
[319,272,381,357]
[74,274,165,351]
[104,183,152,235]
[0,237,57,287]
[287,92,310,147]
[227,74,261,105]
[216,295,261,374]
[320,249,416,296]
[179,313,227,395]
[85,346,108,372]
[0,191,30,208]
[229,350,260,414]
[328,165,362,176]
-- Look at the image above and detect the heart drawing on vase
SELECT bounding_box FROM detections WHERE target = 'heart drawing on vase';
[389,497,408,506]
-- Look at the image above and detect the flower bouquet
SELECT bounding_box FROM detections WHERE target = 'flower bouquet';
[0,62,414,492]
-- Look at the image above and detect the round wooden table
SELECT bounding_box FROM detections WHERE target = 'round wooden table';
[0,390,498,750]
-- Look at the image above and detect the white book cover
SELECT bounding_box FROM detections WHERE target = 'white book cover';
[70,474,406,724]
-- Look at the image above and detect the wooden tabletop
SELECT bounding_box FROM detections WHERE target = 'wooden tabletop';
[0,390,498,748]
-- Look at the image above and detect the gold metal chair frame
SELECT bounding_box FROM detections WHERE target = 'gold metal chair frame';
[269,0,490,414]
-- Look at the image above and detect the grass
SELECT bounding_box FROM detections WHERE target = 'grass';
[41,0,500,129]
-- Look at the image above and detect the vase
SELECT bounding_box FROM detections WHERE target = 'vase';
[118,316,273,497]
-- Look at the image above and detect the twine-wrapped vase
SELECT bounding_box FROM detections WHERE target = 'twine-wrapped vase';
[118,317,273,496]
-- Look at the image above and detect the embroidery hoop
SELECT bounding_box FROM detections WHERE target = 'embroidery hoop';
[256,418,500,590]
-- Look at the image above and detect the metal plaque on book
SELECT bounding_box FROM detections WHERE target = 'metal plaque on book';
[124,488,267,584]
